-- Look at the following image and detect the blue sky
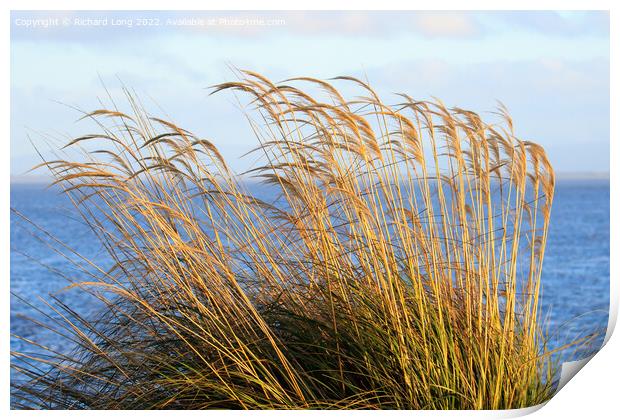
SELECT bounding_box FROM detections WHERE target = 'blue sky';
[10,10,610,176]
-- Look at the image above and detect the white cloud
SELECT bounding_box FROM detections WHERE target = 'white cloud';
[10,11,610,174]
[412,12,481,39]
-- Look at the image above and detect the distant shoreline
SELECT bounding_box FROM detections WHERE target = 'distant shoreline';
[10,172,611,185]
[554,172,610,180]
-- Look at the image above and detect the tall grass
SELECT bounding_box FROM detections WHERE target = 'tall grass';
[11,71,557,409]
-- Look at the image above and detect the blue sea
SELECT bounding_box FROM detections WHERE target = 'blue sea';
[10,179,610,365]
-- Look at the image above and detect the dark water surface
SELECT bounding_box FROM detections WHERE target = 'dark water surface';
[10,179,610,365]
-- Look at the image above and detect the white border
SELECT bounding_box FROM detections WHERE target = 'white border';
[3,1,617,419]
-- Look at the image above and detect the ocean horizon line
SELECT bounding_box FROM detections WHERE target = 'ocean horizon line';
[9,171,611,185]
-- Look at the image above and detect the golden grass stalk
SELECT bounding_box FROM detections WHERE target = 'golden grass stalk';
[11,71,557,409]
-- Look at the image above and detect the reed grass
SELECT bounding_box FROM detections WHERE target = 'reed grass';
[11,71,558,409]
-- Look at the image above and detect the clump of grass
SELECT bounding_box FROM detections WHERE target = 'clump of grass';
[11,71,557,409]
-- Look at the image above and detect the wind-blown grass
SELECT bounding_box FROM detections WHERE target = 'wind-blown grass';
[11,71,558,409]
